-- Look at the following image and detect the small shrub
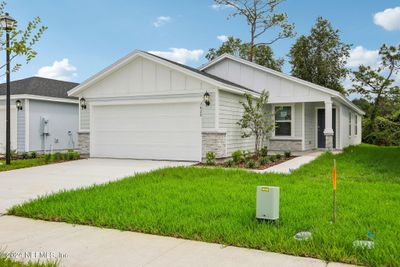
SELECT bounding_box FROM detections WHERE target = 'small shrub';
[242,150,252,161]
[224,159,235,167]
[269,155,276,162]
[245,159,256,169]
[231,150,243,164]
[276,154,282,160]
[259,156,269,166]
[44,153,51,163]
[205,151,216,166]
[62,152,70,161]
[10,150,18,160]
[30,151,37,159]
[52,152,62,161]
[284,151,291,158]
[260,146,268,157]
[21,152,29,159]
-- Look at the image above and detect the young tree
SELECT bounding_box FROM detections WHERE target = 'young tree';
[349,44,400,134]
[214,0,295,62]
[289,17,351,94]
[206,36,284,71]
[0,1,47,76]
[237,90,274,153]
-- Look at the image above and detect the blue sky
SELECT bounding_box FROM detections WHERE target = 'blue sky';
[5,0,400,83]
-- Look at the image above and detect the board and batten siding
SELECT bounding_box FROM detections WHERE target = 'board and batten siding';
[219,90,255,155]
[340,105,362,148]
[304,102,316,150]
[80,56,215,131]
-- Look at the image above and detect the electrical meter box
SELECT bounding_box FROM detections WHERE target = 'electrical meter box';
[256,186,280,220]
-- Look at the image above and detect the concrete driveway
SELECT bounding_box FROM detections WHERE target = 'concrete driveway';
[0,159,192,214]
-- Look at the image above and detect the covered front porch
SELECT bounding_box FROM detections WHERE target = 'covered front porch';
[267,99,340,153]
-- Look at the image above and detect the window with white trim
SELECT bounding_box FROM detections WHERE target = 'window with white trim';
[354,115,358,135]
[275,106,292,136]
[348,112,352,136]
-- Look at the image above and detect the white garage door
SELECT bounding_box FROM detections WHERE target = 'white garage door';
[91,101,202,161]
[0,107,17,154]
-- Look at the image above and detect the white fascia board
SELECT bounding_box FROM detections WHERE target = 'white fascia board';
[0,94,78,104]
[200,54,364,115]
[68,50,259,98]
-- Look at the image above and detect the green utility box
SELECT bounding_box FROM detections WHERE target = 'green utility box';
[256,186,280,220]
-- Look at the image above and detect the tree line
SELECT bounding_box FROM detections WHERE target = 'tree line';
[208,0,400,146]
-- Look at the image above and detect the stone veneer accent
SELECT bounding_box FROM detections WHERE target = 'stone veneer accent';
[325,134,334,151]
[78,132,90,157]
[269,139,302,152]
[202,131,227,158]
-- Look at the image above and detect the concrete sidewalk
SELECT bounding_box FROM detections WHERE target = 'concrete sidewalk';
[255,151,324,174]
[0,216,355,267]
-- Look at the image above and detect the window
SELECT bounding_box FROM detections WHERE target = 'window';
[354,115,358,135]
[275,106,292,136]
[348,112,352,136]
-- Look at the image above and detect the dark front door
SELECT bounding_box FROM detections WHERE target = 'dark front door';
[317,109,336,148]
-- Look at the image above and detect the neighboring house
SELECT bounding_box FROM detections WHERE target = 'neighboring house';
[68,51,364,162]
[0,77,79,154]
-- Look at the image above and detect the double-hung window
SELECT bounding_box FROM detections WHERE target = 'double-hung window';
[275,106,292,136]
[348,112,352,136]
[354,115,358,135]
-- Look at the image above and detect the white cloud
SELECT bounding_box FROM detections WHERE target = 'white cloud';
[36,58,77,81]
[346,46,379,68]
[373,6,400,31]
[211,4,233,10]
[153,16,171,27]
[217,35,228,42]
[148,48,204,64]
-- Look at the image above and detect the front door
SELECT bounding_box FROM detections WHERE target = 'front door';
[317,109,336,149]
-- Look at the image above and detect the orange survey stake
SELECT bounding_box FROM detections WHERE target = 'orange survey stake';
[332,160,337,190]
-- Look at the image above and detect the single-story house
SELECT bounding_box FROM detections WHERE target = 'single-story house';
[0,77,79,154]
[68,51,364,162]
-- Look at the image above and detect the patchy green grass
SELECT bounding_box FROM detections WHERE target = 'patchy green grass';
[0,158,48,172]
[8,144,400,266]
[0,255,57,267]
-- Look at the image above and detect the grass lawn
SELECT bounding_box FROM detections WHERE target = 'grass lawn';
[0,255,57,267]
[0,158,48,172]
[8,144,400,266]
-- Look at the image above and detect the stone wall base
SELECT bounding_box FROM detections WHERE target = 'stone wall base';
[325,134,334,151]
[269,139,302,152]
[202,131,226,159]
[78,132,90,158]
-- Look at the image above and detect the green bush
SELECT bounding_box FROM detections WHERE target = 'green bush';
[205,151,216,166]
[231,150,243,164]
[245,159,256,169]
[21,152,29,159]
[44,153,51,163]
[284,151,291,158]
[224,159,235,167]
[269,155,276,162]
[242,150,252,161]
[276,154,282,160]
[52,152,62,161]
[259,156,269,165]
[30,151,37,159]
[260,146,268,157]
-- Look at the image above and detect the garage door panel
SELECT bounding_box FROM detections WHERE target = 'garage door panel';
[91,102,201,161]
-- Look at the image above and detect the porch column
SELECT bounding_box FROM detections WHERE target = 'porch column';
[323,100,334,151]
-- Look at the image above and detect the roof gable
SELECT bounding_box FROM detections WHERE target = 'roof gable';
[68,51,258,97]
[200,54,364,115]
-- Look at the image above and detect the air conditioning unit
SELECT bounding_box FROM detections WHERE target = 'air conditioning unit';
[256,186,280,220]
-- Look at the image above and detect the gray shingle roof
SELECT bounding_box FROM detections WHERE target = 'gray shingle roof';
[143,51,259,94]
[0,77,79,99]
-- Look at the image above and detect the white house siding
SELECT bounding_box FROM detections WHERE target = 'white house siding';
[304,102,317,150]
[29,100,78,152]
[16,100,26,152]
[204,58,329,103]
[340,105,362,149]
[219,90,255,155]
[0,100,17,153]
[80,57,215,131]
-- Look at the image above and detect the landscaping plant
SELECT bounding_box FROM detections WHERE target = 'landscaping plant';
[231,150,243,164]
[205,151,216,166]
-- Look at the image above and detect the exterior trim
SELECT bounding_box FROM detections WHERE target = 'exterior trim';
[200,54,364,115]
[0,94,78,104]
[271,104,295,138]
[315,107,337,149]
[301,102,305,151]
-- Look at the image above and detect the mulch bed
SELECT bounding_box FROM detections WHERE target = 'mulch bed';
[198,156,297,170]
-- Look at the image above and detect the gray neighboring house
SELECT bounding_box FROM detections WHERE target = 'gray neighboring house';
[68,51,364,162]
[0,77,79,154]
